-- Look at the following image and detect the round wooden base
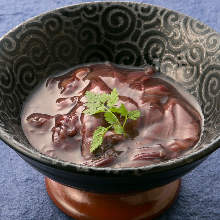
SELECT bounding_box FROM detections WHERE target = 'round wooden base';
[45,178,181,220]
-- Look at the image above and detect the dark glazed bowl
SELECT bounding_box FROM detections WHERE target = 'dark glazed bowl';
[0,2,219,193]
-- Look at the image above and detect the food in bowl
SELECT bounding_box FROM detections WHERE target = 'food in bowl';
[21,63,201,168]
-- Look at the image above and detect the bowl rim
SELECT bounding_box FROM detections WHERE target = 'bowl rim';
[0,1,219,176]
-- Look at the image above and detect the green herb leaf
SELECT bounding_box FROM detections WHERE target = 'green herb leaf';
[107,88,118,108]
[99,93,109,103]
[113,124,124,134]
[90,126,108,153]
[111,103,128,117]
[128,110,141,120]
[83,105,105,115]
[83,91,106,115]
[104,112,118,125]
[83,88,141,153]
[85,91,97,102]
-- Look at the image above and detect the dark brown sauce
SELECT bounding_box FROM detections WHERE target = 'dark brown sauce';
[21,63,201,168]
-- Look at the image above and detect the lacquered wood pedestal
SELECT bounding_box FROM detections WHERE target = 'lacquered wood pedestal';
[45,178,180,220]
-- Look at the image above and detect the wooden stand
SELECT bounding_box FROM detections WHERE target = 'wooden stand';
[45,178,181,220]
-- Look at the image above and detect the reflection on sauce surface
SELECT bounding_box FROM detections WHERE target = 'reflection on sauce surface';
[21,63,201,168]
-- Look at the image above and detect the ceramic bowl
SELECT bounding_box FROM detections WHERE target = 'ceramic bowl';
[0,2,219,193]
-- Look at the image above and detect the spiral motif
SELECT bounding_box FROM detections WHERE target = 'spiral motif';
[166,25,187,55]
[115,42,142,66]
[23,37,50,68]
[206,33,220,54]
[0,61,15,93]
[183,65,199,83]
[139,30,167,65]
[19,29,50,64]
[207,75,220,98]
[144,40,165,65]
[144,39,165,65]
[138,5,157,20]
[41,14,63,36]
[202,67,220,99]
[199,65,220,121]
[163,11,180,32]
[80,44,113,63]
[77,23,101,46]
[136,5,160,29]
[51,35,77,63]
[186,44,204,65]
[13,56,38,96]
[82,4,102,21]
[101,5,136,40]
[0,36,19,56]
[189,18,211,35]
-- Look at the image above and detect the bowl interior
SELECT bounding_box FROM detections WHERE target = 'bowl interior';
[0,2,219,173]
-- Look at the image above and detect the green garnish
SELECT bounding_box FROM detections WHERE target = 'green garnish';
[83,88,141,153]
